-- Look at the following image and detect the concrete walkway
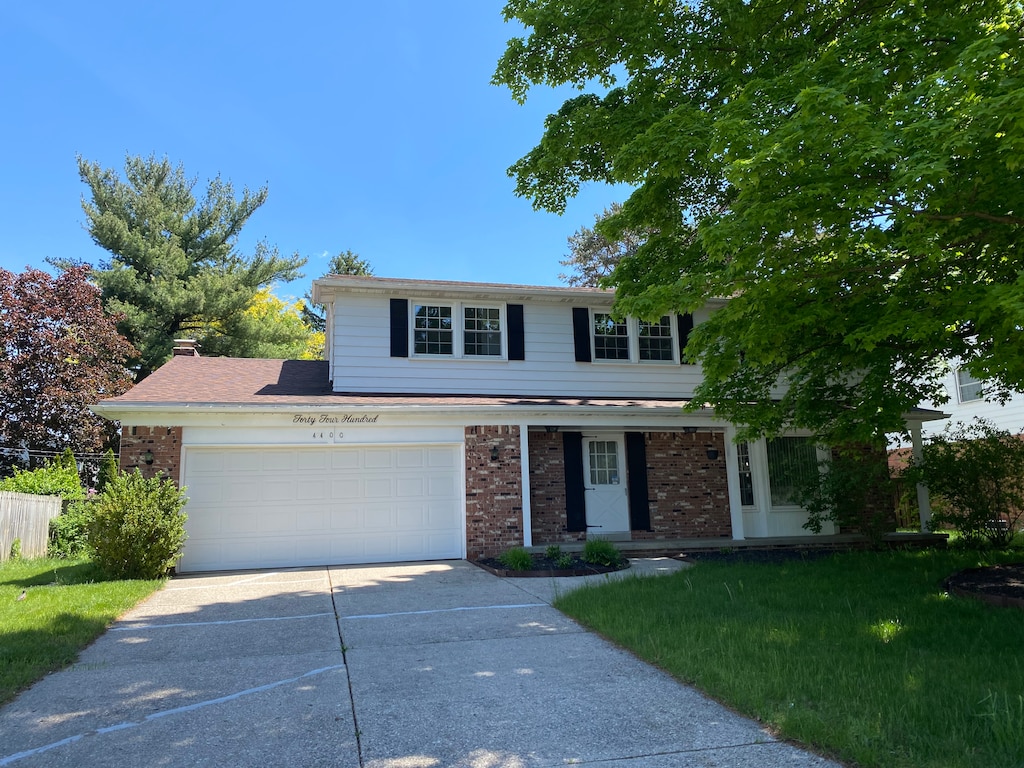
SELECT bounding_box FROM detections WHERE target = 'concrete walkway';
[0,559,841,767]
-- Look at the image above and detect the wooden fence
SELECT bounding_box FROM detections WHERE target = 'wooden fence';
[0,491,62,560]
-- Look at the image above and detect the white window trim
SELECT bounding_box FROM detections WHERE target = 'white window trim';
[410,300,507,360]
[955,367,983,403]
[590,311,678,364]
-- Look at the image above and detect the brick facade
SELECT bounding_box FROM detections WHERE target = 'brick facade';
[464,425,524,559]
[632,431,732,540]
[528,432,587,545]
[119,426,183,481]
[528,430,732,545]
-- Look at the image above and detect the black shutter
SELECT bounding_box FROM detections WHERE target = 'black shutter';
[390,299,409,357]
[563,431,587,532]
[625,432,652,531]
[677,313,694,364]
[572,308,592,362]
[507,304,525,361]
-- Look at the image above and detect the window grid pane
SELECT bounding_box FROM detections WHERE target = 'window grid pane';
[957,369,983,402]
[593,313,630,360]
[414,304,453,355]
[588,440,620,485]
[638,316,674,361]
[766,437,818,507]
[464,306,502,356]
[736,442,755,506]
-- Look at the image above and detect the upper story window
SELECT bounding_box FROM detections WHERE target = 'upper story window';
[593,313,630,360]
[592,312,676,363]
[956,368,983,402]
[412,302,503,358]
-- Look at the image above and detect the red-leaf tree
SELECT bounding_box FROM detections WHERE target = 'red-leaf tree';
[0,267,136,474]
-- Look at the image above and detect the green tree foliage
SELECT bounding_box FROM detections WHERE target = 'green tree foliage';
[74,154,306,378]
[0,453,85,500]
[302,249,373,332]
[96,448,119,493]
[494,0,1024,443]
[89,470,188,579]
[0,267,135,474]
[907,419,1024,546]
[560,202,649,287]
[235,288,324,360]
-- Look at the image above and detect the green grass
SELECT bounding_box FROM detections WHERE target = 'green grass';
[554,547,1024,768]
[0,557,163,705]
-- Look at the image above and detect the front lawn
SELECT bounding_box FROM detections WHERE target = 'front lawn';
[554,548,1024,768]
[0,558,163,706]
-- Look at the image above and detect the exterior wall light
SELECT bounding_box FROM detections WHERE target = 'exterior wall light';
[490,446,500,462]
[706,448,720,460]
[142,450,154,465]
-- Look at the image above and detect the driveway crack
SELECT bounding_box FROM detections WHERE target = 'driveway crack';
[327,567,364,767]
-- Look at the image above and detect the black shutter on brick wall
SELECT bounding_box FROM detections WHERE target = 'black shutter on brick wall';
[677,313,694,364]
[625,432,652,531]
[572,308,592,362]
[390,299,409,358]
[563,431,587,532]
[507,304,525,360]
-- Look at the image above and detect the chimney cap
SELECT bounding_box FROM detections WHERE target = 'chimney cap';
[172,339,200,357]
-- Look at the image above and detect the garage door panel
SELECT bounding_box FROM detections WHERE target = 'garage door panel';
[180,445,464,571]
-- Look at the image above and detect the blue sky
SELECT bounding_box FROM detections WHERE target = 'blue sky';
[0,1,624,301]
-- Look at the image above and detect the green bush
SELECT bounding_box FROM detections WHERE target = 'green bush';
[96,448,119,493]
[498,546,534,571]
[49,499,96,558]
[89,471,188,579]
[582,538,622,567]
[544,544,562,560]
[906,418,1024,547]
[0,457,84,500]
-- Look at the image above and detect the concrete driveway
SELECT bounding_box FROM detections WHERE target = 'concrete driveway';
[0,560,840,767]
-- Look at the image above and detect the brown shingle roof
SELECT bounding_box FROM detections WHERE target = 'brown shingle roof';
[99,356,694,410]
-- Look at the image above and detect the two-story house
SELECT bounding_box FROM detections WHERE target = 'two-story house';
[94,276,943,572]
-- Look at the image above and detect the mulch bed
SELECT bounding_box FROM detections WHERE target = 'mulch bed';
[474,555,630,578]
[943,562,1024,609]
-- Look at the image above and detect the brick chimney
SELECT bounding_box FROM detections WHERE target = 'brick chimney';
[172,339,200,357]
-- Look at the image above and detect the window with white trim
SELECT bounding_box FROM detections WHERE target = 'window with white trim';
[412,302,504,358]
[956,368,983,402]
[592,312,676,363]
[766,436,820,506]
[736,442,755,506]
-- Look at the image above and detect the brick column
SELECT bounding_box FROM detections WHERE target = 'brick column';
[464,425,523,559]
[119,426,183,481]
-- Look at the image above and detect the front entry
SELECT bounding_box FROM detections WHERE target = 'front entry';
[583,434,631,540]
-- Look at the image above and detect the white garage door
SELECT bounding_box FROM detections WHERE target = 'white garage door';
[179,445,463,572]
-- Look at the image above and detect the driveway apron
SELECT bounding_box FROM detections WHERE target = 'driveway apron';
[0,560,841,767]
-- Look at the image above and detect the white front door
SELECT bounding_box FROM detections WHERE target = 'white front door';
[583,434,631,539]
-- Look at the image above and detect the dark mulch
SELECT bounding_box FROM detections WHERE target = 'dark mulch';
[944,562,1024,608]
[678,547,846,566]
[474,554,629,578]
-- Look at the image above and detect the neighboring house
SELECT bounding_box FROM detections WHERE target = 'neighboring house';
[93,276,941,572]
[920,366,1024,439]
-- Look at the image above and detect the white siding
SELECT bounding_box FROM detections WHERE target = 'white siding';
[329,294,708,398]
[922,370,1024,438]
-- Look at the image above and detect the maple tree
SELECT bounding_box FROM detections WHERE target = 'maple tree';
[0,267,136,474]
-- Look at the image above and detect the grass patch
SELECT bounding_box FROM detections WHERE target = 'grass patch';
[554,548,1024,768]
[0,557,163,705]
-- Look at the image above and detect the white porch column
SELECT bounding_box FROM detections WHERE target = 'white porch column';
[519,423,533,547]
[910,422,933,532]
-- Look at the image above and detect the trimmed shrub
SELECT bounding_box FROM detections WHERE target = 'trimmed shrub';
[96,448,119,493]
[90,471,188,579]
[582,538,622,567]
